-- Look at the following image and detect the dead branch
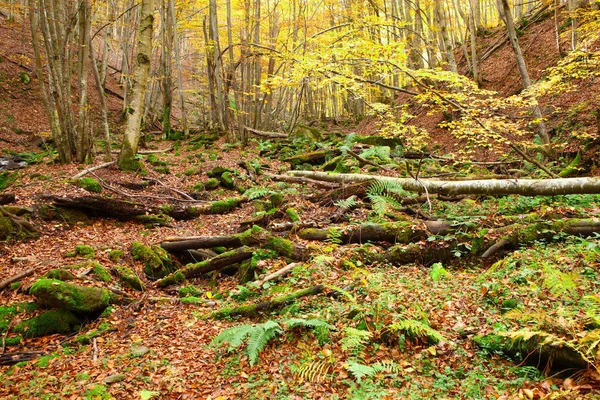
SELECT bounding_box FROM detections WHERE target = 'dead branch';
[0,268,35,291]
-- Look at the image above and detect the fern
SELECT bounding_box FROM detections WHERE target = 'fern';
[326,228,343,244]
[388,319,445,344]
[295,360,333,383]
[367,180,412,217]
[244,186,275,200]
[347,360,401,383]
[342,327,372,357]
[429,262,450,282]
[285,318,333,330]
[541,263,578,297]
[246,320,283,365]
[211,321,283,366]
[583,295,600,327]
[334,197,358,210]
[360,146,391,162]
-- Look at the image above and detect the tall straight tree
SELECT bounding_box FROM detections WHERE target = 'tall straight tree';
[497,0,549,145]
[118,0,154,170]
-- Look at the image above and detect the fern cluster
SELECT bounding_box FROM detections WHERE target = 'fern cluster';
[346,360,401,383]
[211,318,333,366]
[388,319,445,344]
[367,180,412,217]
[244,186,276,200]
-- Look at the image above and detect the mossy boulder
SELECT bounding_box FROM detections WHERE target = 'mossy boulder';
[114,265,145,291]
[36,204,90,226]
[204,178,220,190]
[13,309,80,338]
[219,171,236,190]
[64,244,96,259]
[91,262,112,282]
[178,285,203,297]
[1,303,38,334]
[76,177,102,193]
[45,268,76,281]
[131,242,175,279]
[207,166,233,178]
[108,249,124,262]
[30,279,112,314]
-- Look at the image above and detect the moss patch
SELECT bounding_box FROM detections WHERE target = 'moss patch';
[131,242,175,279]
[108,249,124,262]
[92,263,112,282]
[13,309,80,337]
[114,265,145,291]
[45,268,76,281]
[64,244,96,259]
[36,205,90,226]
[30,279,111,314]
[76,177,102,193]
[178,285,203,297]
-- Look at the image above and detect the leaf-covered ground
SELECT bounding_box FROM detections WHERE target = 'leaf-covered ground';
[1,134,600,400]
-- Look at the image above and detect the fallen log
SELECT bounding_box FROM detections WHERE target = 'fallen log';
[0,351,44,366]
[244,126,288,138]
[288,171,600,196]
[283,150,341,166]
[0,268,35,291]
[161,225,310,260]
[0,193,15,205]
[297,221,441,244]
[38,195,249,221]
[209,285,325,319]
[264,174,341,189]
[157,247,255,287]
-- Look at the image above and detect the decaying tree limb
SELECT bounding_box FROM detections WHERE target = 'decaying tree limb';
[264,173,341,189]
[0,193,16,205]
[288,171,600,196]
[0,268,35,291]
[71,162,115,179]
[297,221,437,244]
[157,247,255,287]
[253,262,300,287]
[244,126,288,138]
[346,149,392,172]
[209,285,325,319]
[0,351,44,366]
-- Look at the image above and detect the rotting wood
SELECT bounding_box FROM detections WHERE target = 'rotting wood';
[244,126,288,138]
[297,221,432,244]
[0,268,35,291]
[264,173,341,189]
[0,351,44,366]
[288,171,600,196]
[71,161,115,179]
[209,284,325,319]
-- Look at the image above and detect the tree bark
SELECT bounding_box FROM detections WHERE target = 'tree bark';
[288,171,600,196]
[118,0,154,170]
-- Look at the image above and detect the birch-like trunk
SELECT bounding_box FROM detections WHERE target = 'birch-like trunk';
[117,0,154,170]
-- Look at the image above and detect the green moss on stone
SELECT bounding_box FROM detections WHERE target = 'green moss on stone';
[92,263,112,282]
[64,244,96,259]
[45,268,76,281]
[114,265,145,291]
[219,171,235,189]
[204,178,220,190]
[30,279,111,314]
[77,177,102,193]
[178,285,203,297]
[108,249,124,262]
[207,166,232,178]
[156,271,185,287]
[180,296,206,305]
[13,309,80,337]
[3,335,22,346]
[210,197,243,213]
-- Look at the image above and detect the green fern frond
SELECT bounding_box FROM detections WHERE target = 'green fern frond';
[210,324,255,350]
[583,295,600,326]
[334,197,358,210]
[326,228,343,244]
[369,194,404,216]
[246,321,283,366]
[541,263,578,296]
[244,186,275,200]
[285,318,333,330]
[371,360,402,375]
[388,319,445,344]
[346,360,375,383]
[367,179,410,198]
[342,327,372,356]
[296,360,333,383]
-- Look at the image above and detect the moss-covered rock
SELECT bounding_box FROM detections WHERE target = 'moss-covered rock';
[108,249,124,262]
[178,285,203,297]
[209,197,245,213]
[64,244,96,259]
[0,303,38,334]
[219,171,236,189]
[13,309,80,337]
[36,204,90,226]
[207,166,233,178]
[30,279,111,314]
[45,268,76,281]
[286,208,300,222]
[204,177,220,190]
[131,242,175,279]
[91,262,112,282]
[114,265,145,291]
[76,177,102,193]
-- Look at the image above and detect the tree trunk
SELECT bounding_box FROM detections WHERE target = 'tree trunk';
[118,0,154,170]
[287,171,600,196]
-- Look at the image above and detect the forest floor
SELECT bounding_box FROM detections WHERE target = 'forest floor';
[1,6,600,400]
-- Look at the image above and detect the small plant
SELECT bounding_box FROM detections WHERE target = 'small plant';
[388,319,445,344]
[346,360,401,383]
[211,320,283,366]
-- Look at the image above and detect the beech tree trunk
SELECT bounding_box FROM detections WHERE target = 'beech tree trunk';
[118,0,154,170]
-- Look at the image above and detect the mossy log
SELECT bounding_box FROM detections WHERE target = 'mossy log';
[288,171,600,196]
[30,279,112,314]
[131,242,175,279]
[156,247,255,287]
[39,194,249,221]
[474,332,588,370]
[298,221,430,244]
[283,150,341,166]
[210,285,325,319]
[162,225,310,260]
